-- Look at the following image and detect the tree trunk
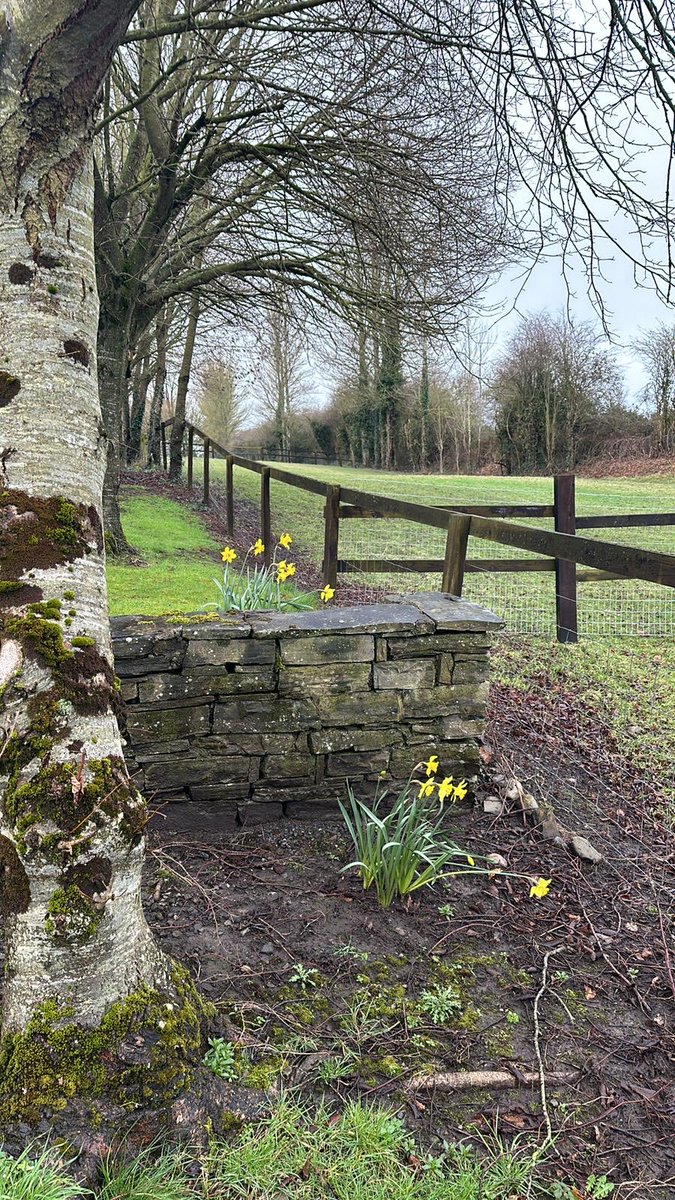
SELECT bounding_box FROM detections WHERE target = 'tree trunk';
[0,0,204,1129]
[98,293,134,552]
[169,289,200,481]
[147,306,171,467]
[127,348,151,465]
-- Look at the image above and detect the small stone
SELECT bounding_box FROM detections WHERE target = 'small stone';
[505,783,522,802]
[260,942,274,955]
[570,835,603,864]
[483,796,503,816]
[520,793,539,814]
[486,852,508,869]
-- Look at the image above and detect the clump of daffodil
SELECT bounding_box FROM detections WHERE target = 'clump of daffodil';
[339,751,553,907]
[320,583,335,603]
[277,560,296,584]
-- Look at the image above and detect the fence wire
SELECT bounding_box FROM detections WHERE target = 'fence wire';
[337,517,675,639]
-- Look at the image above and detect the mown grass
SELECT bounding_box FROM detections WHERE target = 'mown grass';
[0,1097,571,1199]
[106,490,221,616]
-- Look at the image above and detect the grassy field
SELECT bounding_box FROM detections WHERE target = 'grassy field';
[193,460,675,639]
[107,489,222,616]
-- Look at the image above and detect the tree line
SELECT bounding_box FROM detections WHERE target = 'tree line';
[212,308,673,475]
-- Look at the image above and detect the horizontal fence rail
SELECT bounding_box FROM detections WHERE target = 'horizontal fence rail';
[161,419,675,643]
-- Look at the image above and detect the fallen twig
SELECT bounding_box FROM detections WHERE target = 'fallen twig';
[407,1068,577,1092]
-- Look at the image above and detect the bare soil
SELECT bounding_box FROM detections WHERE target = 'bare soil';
[143,678,675,1198]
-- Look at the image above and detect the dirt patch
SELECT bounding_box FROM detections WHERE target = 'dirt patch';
[138,703,675,1198]
[579,454,675,478]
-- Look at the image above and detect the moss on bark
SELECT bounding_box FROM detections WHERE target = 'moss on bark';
[0,965,213,1125]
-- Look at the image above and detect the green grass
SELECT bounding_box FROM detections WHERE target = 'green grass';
[493,634,675,801]
[192,461,674,638]
[106,490,220,617]
[1,1098,561,1198]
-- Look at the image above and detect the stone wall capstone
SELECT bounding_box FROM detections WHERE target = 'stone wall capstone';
[111,593,503,828]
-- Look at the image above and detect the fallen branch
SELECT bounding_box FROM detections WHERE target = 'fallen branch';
[408,1068,577,1092]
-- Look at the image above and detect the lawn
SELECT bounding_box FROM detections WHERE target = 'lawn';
[191,460,674,640]
[106,489,221,616]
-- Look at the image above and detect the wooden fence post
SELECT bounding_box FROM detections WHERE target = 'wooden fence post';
[323,485,341,588]
[186,426,194,488]
[554,474,578,643]
[226,454,234,536]
[160,423,168,471]
[442,513,471,595]
[203,437,210,506]
[261,467,271,566]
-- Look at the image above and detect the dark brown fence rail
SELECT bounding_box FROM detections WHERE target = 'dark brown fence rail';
[161,420,675,643]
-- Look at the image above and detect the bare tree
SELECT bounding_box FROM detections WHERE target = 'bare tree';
[191,355,244,448]
[253,302,310,457]
[635,323,675,452]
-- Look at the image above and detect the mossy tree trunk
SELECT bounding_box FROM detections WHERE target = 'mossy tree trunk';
[0,0,205,1127]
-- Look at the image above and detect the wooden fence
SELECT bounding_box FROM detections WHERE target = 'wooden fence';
[161,420,675,644]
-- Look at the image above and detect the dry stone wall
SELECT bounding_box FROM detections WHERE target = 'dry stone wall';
[112,593,503,829]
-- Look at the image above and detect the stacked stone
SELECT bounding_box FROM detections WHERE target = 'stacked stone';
[112,592,503,828]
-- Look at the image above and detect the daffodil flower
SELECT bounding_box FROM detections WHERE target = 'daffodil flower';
[320,584,335,603]
[418,780,436,799]
[221,547,237,563]
[423,755,440,777]
[279,532,293,549]
[453,779,468,801]
[284,562,296,578]
[437,776,455,803]
[252,538,265,556]
[278,559,287,572]
[529,877,552,899]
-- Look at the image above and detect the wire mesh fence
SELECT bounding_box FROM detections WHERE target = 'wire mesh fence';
[335,516,675,638]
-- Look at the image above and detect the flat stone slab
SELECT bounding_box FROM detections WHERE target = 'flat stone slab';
[247,602,434,638]
[399,592,505,631]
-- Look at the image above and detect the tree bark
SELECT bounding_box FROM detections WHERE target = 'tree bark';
[98,290,134,552]
[128,348,151,464]
[147,305,171,467]
[0,0,204,1129]
[169,286,200,481]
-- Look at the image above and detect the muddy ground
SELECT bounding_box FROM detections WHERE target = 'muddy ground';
[143,678,675,1198]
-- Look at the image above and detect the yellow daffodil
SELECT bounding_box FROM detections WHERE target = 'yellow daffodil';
[418,780,436,799]
[320,583,335,603]
[278,559,287,572]
[252,538,265,556]
[466,854,475,867]
[453,779,468,801]
[437,776,455,803]
[423,755,440,777]
[529,877,552,899]
[221,547,237,563]
[284,562,296,578]
[279,532,293,549]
